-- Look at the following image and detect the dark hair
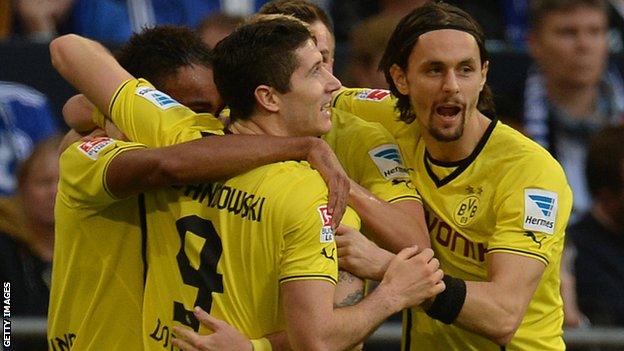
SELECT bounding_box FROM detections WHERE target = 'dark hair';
[586,125,624,197]
[212,15,313,120]
[529,0,607,31]
[116,25,213,88]
[259,0,333,33]
[379,1,495,123]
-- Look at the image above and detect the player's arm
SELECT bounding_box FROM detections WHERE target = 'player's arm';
[349,181,430,252]
[452,253,545,345]
[171,270,365,351]
[282,247,443,351]
[50,34,131,116]
[104,135,347,203]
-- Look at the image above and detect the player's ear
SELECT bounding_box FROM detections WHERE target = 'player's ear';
[390,64,409,95]
[254,85,280,113]
[480,61,489,91]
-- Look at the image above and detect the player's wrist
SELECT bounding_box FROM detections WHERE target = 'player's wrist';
[424,274,466,324]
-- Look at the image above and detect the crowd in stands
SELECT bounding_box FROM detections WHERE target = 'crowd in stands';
[0,0,624,349]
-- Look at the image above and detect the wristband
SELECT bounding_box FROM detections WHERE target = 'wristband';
[425,274,466,324]
[250,337,272,351]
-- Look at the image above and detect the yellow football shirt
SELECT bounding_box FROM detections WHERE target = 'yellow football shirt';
[323,108,419,204]
[143,163,361,347]
[404,121,571,351]
[334,89,570,350]
[49,137,146,350]
[105,78,360,349]
[332,87,422,169]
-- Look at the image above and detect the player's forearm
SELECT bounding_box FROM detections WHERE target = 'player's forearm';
[318,284,402,350]
[334,271,365,308]
[50,34,131,114]
[453,281,527,345]
[154,135,330,183]
[349,181,430,252]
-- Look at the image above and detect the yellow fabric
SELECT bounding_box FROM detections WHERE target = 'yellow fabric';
[323,108,420,204]
[250,337,273,351]
[108,78,224,148]
[334,87,570,351]
[407,122,571,350]
[48,138,146,350]
[332,87,422,169]
[106,79,361,348]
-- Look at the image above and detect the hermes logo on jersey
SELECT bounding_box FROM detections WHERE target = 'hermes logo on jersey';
[523,189,557,235]
[369,144,410,180]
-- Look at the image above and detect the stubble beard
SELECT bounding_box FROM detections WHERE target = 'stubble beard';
[428,111,465,142]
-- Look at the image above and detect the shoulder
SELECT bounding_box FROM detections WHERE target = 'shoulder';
[490,122,565,177]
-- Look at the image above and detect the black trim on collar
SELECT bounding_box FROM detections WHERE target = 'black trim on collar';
[424,119,498,188]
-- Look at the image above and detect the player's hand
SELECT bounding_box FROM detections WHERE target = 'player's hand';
[172,307,252,351]
[377,247,445,310]
[306,138,349,228]
[336,225,393,280]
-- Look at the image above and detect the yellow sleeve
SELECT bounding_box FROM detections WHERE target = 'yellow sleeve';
[250,338,272,351]
[57,138,146,207]
[278,171,361,285]
[324,109,420,203]
[488,155,572,266]
[332,88,398,125]
[108,78,224,147]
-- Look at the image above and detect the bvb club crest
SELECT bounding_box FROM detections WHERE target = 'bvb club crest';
[453,186,481,226]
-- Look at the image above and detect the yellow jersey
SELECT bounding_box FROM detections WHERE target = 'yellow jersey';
[105,79,360,349]
[334,88,571,350]
[332,87,421,169]
[323,108,419,204]
[49,137,146,350]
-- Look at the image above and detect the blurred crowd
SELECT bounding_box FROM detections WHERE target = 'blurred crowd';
[1,0,624,349]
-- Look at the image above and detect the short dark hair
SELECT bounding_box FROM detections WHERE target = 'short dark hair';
[586,125,624,197]
[259,0,333,33]
[212,15,313,120]
[529,0,607,31]
[379,1,495,123]
[116,25,213,88]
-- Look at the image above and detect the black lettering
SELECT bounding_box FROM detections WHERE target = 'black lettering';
[184,184,204,199]
[217,186,232,210]
[227,189,244,215]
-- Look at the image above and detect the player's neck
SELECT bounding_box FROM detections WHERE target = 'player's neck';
[424,112,491,163]
[231,112,290,137]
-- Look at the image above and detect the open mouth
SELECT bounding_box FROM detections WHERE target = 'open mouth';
[435,105,461,117]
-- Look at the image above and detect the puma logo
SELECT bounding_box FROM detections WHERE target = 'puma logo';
[524,231,545,249]
[321,246,336,261]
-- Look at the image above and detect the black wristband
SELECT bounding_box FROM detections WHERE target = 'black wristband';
[425,275,466,324]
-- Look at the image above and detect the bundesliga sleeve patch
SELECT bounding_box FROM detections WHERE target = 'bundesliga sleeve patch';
[77,137,115,160]
[368,144,410,180]
[356,89,391,101]
[523,188,558,235]
[135,86,181,110]
[317,205,334,243]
